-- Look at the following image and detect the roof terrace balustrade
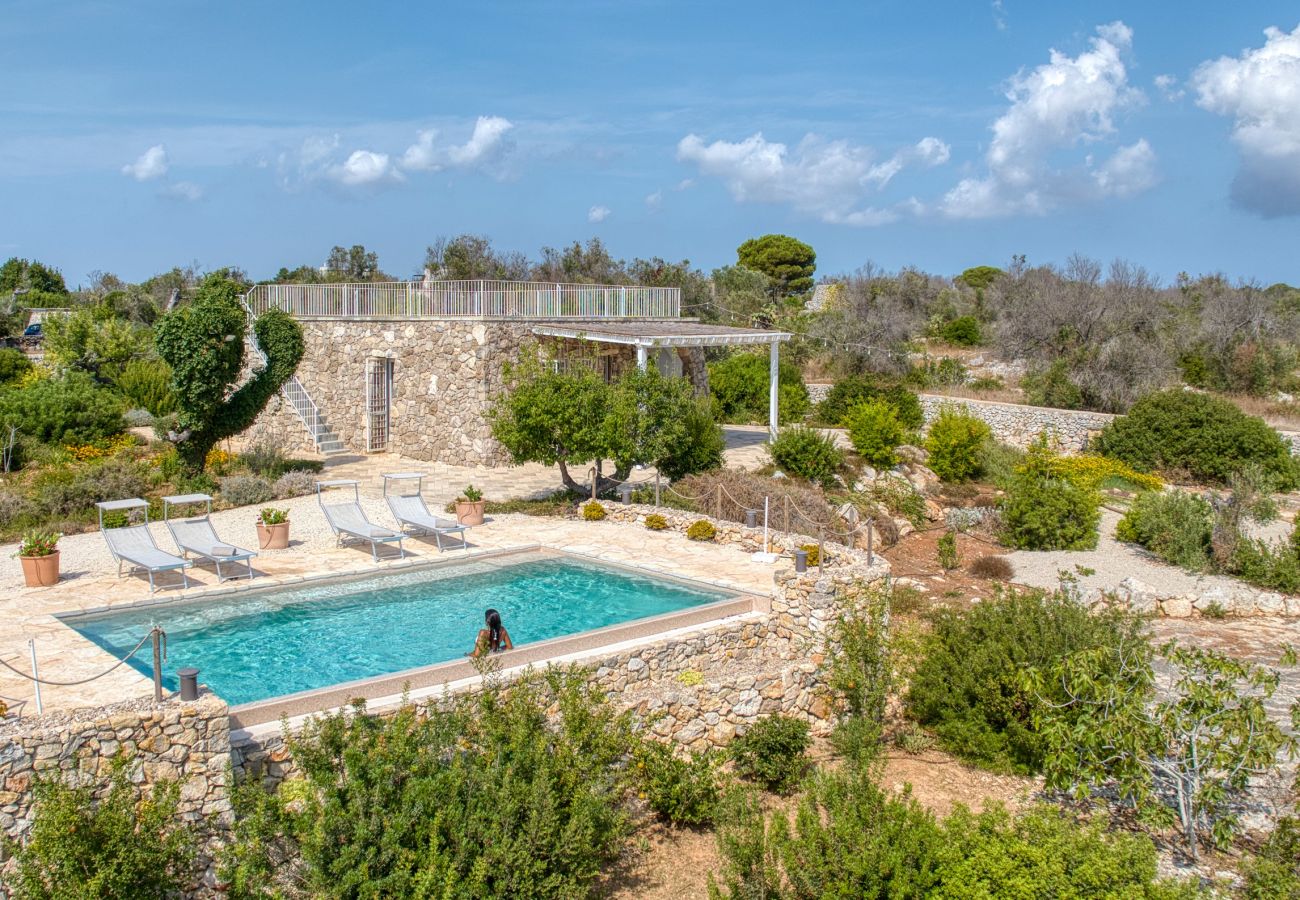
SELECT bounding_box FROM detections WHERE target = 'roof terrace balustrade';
[244,279,680,320]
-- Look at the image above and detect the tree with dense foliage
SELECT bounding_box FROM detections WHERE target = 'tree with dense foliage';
[708,351,808,424]
[324,244,383,281]
[0,348,32,386]
[655,397,725,481]
[424,233,531,281]
[42,307,152,385]
[154,274,303,472]
[0,257,68,296]
[491,358,711,493]
[2,765,196,899]
[817,375,923,429]
[532,237,627,284]
[736,234,816,297]
[956,265,1003,291]
[1094,388,1299,489]
[1031,640,1300,859]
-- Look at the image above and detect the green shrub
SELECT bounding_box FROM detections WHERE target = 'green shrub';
[844,399,906,467]
[3,766,195,899]
[908,356,967,388]
[730,715,811,793]
[708,352,809,424]
[1115,490,1214,571]
[686,519,716,541]
[1022,359,1083,409]
[221,671,634,899]
[861,477,927,528]
[272,469,317,499]
[709,772,1194,900]
[113,357,177,416]
[827,586,893,764]
[35,458,148,518]
[656,396,725,481]
[0,347,33,386]
[924,406,991,482]
[768,425,843,485]
[1243,816,1300,899]
[632,741,723,827]
[815,375,923,429]
[581,500,607,521]
[1231,538,1300,593]
[1093,389,1298,488]
[905,589,1146,773]
[940,315,982,346]
[219,474,275,508]
[1000,443,1101,551]
[937,531,960,570]
[978,439,1026,489]
[644,513,668,530]
[0,373,124,445]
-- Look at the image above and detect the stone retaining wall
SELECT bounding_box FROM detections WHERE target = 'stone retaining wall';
[918,394,1115,451]
[1107,576,1300,618]
[0,694,232,850]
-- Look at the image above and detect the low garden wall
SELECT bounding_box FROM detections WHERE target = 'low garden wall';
[1107,576,1300,618]
[0,693,232,850]
[918,395,1115,451]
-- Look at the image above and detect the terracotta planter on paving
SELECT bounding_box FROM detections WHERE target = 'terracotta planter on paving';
[20,551,59,588]
[455,500,486,526]
[256,520,291,550]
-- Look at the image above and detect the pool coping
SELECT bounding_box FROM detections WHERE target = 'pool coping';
[54,545,769,731]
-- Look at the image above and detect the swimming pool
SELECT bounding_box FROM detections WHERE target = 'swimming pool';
[66,554,735,706]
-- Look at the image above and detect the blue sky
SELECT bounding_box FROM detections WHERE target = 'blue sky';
[2,1,1298,286]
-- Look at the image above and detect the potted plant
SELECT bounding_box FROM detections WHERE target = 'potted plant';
[256,507,290,550]
[17,530,60,587]
[455,485,486,526]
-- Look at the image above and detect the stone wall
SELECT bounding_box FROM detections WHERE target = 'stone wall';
[0,693,232,847]
[1105,576,1300,618]
[918,394,1115,451]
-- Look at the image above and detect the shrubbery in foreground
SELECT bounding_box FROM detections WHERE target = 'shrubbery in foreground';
[905,589,1147,774]
[1000,439,1101,551]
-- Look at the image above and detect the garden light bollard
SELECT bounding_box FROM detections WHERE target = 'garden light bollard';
[178,667,200,701]
[619,483,634,505]
[745,509,757,528]
[795,549,808,573]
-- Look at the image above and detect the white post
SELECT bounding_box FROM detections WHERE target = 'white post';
[768,341,780,440]
[29,639,42,715]
[636,344,648,371]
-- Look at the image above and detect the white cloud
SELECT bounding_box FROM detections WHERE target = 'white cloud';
[991,0,1007,32]
[676,131,948,226]
[674,178,694,191]
[1192,24,1300,217]
[940,21,1154,219]
[122,144,168,181]
[1154,74,1184,101]
[587,204,611,223]
[160,181,203,202]
[327,150,401,187]
[645,190,663,210]
[400,116,514,172]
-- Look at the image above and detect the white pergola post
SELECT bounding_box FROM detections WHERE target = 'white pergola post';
[636,344,648,371]
[768,340,779,440]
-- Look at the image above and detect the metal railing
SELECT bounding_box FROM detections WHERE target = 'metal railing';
[245,280,680,320]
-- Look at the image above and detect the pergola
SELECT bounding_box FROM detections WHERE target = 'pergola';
[531,321,792,439]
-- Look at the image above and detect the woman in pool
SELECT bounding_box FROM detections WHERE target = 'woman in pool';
[469,608,513,658]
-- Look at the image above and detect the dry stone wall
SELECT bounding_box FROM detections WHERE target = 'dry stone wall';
[0,694,232,847]
[918,394,1115,451]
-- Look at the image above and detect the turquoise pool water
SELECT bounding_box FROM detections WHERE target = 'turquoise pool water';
[68,555,732,706]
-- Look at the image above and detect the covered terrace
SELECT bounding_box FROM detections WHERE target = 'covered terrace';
[531,321,791,438]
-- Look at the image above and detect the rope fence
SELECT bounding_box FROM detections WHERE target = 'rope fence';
[0,627,168,718]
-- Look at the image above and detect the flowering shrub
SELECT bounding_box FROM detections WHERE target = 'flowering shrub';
[644,513,668,530]
[686,519,716,541]
[64,433,137,462]
[1048,454,1162,492]
[581,500,607,521]
[205,447,236,475]
[18,530,59,557]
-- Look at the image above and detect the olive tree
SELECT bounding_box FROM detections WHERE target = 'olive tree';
[154,274,304,472]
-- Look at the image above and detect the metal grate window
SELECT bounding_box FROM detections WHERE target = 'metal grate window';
[365,358,393,452]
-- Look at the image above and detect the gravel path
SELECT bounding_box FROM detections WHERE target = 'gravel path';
[1006,507,1291,598]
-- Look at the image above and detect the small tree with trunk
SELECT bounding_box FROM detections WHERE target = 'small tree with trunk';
[1028,638,1299,859]
[154,274,304,473]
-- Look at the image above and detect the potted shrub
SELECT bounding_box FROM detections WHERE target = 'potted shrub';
[17,530,60,587]
[455,485,486,526]
[256,507,290,550]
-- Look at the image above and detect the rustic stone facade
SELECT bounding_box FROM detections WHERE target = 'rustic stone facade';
[0,693,232,847]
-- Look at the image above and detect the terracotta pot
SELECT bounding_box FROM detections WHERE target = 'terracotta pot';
[455,499,486,526]
[256,520,290,550]
[20,551,59,588]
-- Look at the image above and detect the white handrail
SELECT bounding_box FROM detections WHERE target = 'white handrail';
[244,279,680,320]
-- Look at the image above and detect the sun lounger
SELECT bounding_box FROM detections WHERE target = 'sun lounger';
[96,499,191,593]
[162,493,257,582]
[382,473,469,551]
[316,480,406,561]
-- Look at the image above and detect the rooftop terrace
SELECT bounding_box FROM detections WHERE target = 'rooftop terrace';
[245,279,680,320]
